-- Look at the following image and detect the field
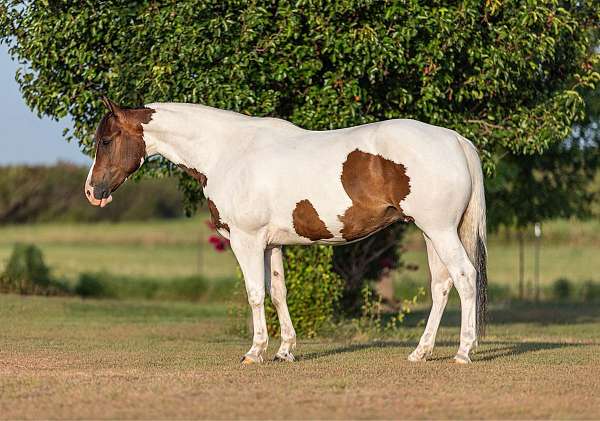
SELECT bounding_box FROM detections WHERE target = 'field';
[1,217,600,418]
[1,216,599,292]
[1,294,600,419]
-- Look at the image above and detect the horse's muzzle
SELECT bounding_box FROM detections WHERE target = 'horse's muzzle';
[84,180,113,208]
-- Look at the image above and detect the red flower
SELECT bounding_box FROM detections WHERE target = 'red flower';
[208,234,229,252]
[206,219,230,252]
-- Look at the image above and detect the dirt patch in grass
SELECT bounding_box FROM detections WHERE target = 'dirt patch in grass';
[1,295,599,419]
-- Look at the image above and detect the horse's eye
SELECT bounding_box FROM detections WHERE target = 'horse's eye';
[101,139,112,146]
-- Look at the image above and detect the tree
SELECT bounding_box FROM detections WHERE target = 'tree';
[1,1,599,311]
[1,2,597,167]
[485,68,600,299]
[487,134,600,230]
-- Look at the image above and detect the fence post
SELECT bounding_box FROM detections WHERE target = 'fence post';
[534,222,541,302]
[518,228,525,300]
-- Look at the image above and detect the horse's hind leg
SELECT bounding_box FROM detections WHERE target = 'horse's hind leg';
[425,229,477,364]
[408,235,453,362]
[264,246,296,362]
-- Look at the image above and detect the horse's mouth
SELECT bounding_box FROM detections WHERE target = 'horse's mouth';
[85,187,113,207]
[99,195,113,208]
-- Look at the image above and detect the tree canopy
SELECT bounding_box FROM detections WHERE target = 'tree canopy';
[1,1,599,222]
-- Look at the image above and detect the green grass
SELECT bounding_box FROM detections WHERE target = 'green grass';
[398,219,600,291]
[0,215,238,283]
[1,294,599,419]
[1,217,599,293]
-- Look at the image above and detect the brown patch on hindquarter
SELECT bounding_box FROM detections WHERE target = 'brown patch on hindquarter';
[338,149,412,241]
[178,164,207,187]
[207,199,230,232]
[292,199,333,241]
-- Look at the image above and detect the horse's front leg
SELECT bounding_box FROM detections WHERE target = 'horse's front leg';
[265,246,296,362]
[229,229,269,364]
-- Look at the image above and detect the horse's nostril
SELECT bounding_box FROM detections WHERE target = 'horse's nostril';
[86,190,91,197]
[93,187,109,200]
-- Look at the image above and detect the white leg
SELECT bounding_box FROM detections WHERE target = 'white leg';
[229,229,268,364]
[265,247,297,362]
[408,235,453,362]
[426,230,478,364]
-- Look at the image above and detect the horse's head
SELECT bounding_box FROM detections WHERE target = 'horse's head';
[85,97,154,207]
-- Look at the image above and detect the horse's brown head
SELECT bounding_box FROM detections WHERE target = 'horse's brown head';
[85,97,154,207]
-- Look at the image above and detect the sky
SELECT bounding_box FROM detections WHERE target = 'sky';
[0,44,91,166]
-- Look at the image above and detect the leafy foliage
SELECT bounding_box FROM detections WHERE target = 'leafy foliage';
[354,282,425,336]
[1,1,597,172]
[486,135,600,229]
[552,277,573,301]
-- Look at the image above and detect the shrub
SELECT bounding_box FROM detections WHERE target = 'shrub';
[0,243,69,295]
[580,280,600,303]
[356,283,425,337]
[552,277,573,301]
[74,271,233,302]
[74,272,116,298]
[156,276,209,302]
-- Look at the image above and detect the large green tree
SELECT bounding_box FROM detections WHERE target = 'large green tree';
[1,1,598,168]
[1,1,599,314]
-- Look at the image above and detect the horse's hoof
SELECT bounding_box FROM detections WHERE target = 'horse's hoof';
[240,354,263,365]
[453,354,471,364]
[273,352,295,362]
[408,348,430,362]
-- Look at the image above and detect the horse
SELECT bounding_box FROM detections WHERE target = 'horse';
[85,97,487,364]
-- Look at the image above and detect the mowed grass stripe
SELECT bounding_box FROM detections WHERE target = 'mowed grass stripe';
[1,295,599,419]
[2,219,600,288]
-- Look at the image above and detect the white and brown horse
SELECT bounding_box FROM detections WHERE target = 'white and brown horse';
[85,97,487,364]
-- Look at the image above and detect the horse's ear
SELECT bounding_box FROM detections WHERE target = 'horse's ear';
[101,96,124,118]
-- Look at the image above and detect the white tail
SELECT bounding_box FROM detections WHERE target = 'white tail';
[457,134,488,337]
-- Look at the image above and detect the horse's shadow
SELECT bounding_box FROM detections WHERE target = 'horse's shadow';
[300,303,599,362]
[300,339,586,362]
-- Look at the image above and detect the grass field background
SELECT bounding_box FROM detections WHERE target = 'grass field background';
[1,216,600,418]
[1,294,599,419]
[1,215,598,294]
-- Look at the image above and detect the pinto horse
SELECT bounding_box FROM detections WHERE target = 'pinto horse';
[85,97,487,364]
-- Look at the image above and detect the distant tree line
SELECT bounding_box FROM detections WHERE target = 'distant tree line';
[0,163,184,224]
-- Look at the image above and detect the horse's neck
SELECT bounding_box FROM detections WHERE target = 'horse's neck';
[142,103,252,174]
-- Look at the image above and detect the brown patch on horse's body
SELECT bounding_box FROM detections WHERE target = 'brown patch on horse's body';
[292,199,334,241]
[207,199,230,232]
[178,164,207,187]
[338,149,412,241]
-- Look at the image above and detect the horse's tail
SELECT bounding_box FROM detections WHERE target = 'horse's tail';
[456,134,488,338]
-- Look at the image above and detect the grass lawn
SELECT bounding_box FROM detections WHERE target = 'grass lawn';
[0,216,238,282]
[1,218,599,293]
[1,294,599,419]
